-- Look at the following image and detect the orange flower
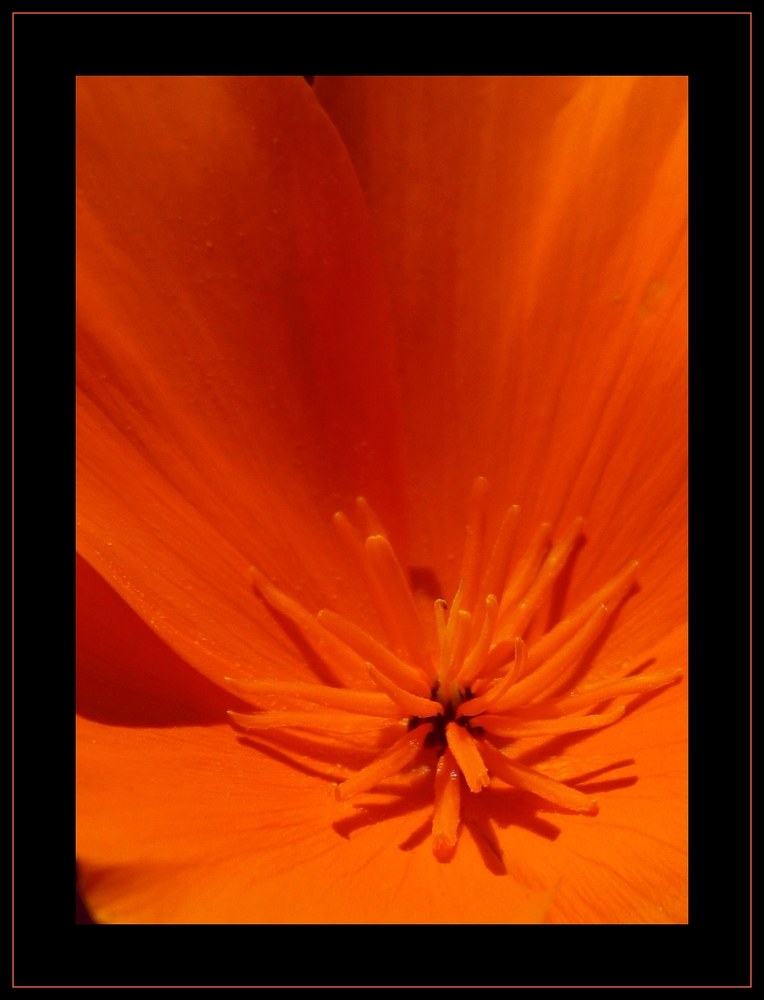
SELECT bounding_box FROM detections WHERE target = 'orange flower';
[76,76,687,923]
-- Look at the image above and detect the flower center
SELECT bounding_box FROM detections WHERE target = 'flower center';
[227,478,681,859]
[411,683,483,751]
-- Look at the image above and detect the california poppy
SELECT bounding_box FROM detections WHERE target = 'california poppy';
[76,76,687,923]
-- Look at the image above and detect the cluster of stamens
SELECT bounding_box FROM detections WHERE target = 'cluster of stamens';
[227,478,680,858]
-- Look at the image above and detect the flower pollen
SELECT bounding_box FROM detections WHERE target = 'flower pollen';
[228,478,681,859]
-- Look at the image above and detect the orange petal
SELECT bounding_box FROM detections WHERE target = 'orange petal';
[77,76,407,686]
[315,75,687,641]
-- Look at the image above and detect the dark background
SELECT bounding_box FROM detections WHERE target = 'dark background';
[15,9,750,987]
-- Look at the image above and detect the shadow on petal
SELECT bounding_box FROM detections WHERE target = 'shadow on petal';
[76,555,252,727]
[332,776,434,842]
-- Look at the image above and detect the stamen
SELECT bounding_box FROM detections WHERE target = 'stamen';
[491,604,608,711]
[458,637,527,718]
[334,725,432,800]
[225,677,399,717]
[437,581,464,686]
[493,517,583,647]
[317,608,431,696]
[364,534,431,672]
[440,609,472,688]
[532,667,682,717]
[475,505,520,626]
[249,566,369,688]
[228,709,401,735]
[497,522,552,625]
[434,598,448,655]
[458,476,488,612]
[238,478,681,858]
[355,496,387,539]
[332,510,367,565]
[432,749,461,856]
[478,705,625,738]
[365,662,444,717]
[576,656,634,693]
[576,656,635,688]
[479,742,598,814]
[457,593,498,688]
[445,722,490,792]
[446,578,466,640]
[489,560,638,678]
